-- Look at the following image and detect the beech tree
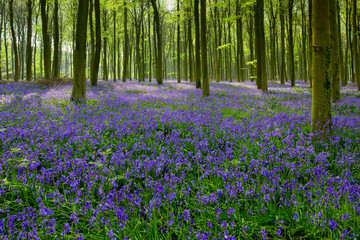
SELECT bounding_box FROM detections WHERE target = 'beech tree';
[311,0,331,133]
[71,0,89,102]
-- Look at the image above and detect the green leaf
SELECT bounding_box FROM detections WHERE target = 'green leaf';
[102,149,112,155]
[11,148,22,154]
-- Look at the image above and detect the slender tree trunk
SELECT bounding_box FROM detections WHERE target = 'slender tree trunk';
[288,0,295,86]
[113,10,116,82]
[236,0,240,82]
[41,0,51,80]
[311,0,331,133]
[184,21,188,81]
[103,11,108,81]
[89,0,95,81]
[150,0,163,85]
[148,14,152,82]
[188,10,193,83]
[280,0,286,84]
[255,0,266,91]
[213,3,220,83]
[201,0,209,96]
[301,0,307,82]
[90,0,101,86]
[269,1,276,81]
[122,2,129,82]
[177,0,181,83]
[9,0,19,82]
[344,0,350,85]
[53,0,60,78]
[248,14,255,82]
[194,0,201,88]
[353,0,360,90]
[330,0,340,101]
[338,0,345,87]
[308,0,312,87]
[26,0,32,81]
[33,13,39,79]
[71,0,89,102]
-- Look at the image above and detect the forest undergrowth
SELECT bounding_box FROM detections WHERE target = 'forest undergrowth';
[0,80,359,239]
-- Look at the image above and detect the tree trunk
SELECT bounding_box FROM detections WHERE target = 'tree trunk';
[41,0,51,80]
[71,0,89,102]
[89,0,95,81]
[280,0,286,84]
[26,0,32,81]
[194,0,201,88]
[53,0,60,79]
[188,10,193,83]
[308,0,312,87]
[288,0,295,86]
[150,0,163,85]
[102,10,108,81]
[330,0,340,102]
[344,0,350,85]
[301,0,307,82]
[9,0,19,82]
[201,0,209,96]
[148,14,152,82]
[248,13,255,82]
[90,0,101,86]
[353,0,360,90]
[228,0,232,82]
[177,0,181,83]
[255,0,266,91]
[4,12,10,80]
[184,21,188,81]
[269,1,276,81]
[311,0,331,133]
[122,2,129,82]
[113,10,117,82]
[338,0,345,87]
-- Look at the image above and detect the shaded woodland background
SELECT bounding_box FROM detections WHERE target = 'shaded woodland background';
[1,0,359,90]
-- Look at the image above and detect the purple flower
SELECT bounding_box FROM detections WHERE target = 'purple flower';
[69,212,79,224]
[293,212,299,222]
[182,209,190,221]
[220,220,227,229]
[259,229,268,240]
[328,220,338,230]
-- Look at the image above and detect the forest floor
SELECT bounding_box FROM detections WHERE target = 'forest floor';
[0,79,359,239]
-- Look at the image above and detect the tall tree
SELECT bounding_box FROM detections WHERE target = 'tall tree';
[353,0,360,90]
[330,0,340,101]
[40,0,51,80]
[177,0,181,83]
[113,9,117,82]
[194,0,201,88]
[90,0,101,86]
[311,0,331,133]
[53,0,60,79]
[71,0,89,102]
[26,0,33,81]
[102,10,108,81]
[122,1,129,82]
[201,0,209,96]
[188,7,193,83]
[150,0,163,85]
[288,0,295,87]
[279,0,286,84]
[255,0,267,92]
[9,0,19,82]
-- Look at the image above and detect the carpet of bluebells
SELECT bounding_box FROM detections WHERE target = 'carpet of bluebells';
[0,79,360,240]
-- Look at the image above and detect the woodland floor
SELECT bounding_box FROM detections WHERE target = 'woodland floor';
[0,79,359,239]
